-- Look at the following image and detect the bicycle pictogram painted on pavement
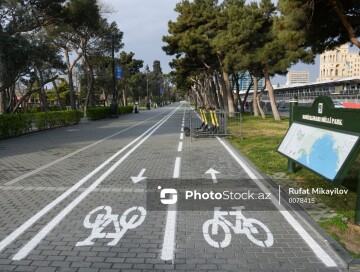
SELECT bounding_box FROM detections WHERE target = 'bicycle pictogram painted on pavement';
[76,206,146,247]
[203,206,274,248]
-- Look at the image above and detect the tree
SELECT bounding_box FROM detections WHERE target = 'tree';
[0,0,65,95]
[163,0,235,112]
[118,51,143,105]
[278,0,360,51]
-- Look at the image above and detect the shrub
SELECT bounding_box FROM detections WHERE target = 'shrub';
[0,110,83,139]
[0,114,33,138]
[86,106,133,120]
[118,106,133,115]
[86,107,110,120]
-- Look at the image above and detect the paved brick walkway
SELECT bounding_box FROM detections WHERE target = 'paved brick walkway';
[0,103,350,271]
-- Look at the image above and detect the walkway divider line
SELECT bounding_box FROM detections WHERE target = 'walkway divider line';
[216,137,338,268]
[5,111,165,186]
[161,208,177,261]
[173,157,181,178]
[178,142,183,152]
[161,155,181,261]
[0,107,179,256]
[12,105,182,261]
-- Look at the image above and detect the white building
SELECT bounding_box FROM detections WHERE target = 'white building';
[286,70,309,85]
[317,43,360,82]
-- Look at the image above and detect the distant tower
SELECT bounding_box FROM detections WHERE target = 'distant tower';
[317,43,360,82]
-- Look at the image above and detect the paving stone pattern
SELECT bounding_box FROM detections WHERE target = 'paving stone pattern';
[0,103,349,271]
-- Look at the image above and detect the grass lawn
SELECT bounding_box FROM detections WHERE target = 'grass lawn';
[227,114,360,258]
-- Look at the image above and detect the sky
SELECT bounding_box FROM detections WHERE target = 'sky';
[103,0,320,85]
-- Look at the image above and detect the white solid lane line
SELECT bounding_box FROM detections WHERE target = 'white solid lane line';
[12,106,182,261]
[0,107,179,257]
[216,137,338,268]
[5,111,165,186]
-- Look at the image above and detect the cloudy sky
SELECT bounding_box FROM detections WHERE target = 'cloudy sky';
[103,0,319,85]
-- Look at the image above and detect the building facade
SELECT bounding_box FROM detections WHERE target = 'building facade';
[317,44,360,82]
[286,70,309,85]
[238,71,265,92]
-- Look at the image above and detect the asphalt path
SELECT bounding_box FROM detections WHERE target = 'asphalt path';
[0,103,349,271]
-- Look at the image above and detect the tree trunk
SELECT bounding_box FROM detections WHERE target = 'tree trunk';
[210,78,220,109]
[38,69,48,112]
[256,92,266,119]
[65,49,82,110]
[222,70,235,116]
[0,90,6,114]
[8,84,16,113]
[214,74,224,110]
[52,81,64,110]
[263,68,281,121]
[123,86,127,106]
[11,76,58,114]
[233,74,241,112]
[68,71,76,109]
[253,75,260,116]
[240,73,253,114]
[87,74,95,108]
[0,49,5,94]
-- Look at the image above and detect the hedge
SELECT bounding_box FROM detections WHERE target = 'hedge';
[119,106,133,115]
[0,105,134,139]
[86,106,134,121]
[0,110,83,139]
[86,107,111,121]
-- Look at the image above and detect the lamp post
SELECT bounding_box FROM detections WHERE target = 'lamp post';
[107,34,118,118]
[146,68,150,110]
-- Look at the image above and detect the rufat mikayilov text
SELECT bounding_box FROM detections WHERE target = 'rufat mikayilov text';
[289,188,348,196]
[184,190,271,200]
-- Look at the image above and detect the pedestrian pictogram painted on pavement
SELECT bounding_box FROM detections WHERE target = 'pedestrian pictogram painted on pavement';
[203,206,274,248]
[76,206,146,247]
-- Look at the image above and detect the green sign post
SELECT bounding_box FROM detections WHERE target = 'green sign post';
[278,96,360,224]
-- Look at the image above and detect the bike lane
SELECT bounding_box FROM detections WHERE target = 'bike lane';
[0,103,186,271]
[0,105,181,271]
[0,102,350,272]
[169,104,348,271]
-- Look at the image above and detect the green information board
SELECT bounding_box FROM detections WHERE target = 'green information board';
[277,96,360,224]
[278,96,360,184]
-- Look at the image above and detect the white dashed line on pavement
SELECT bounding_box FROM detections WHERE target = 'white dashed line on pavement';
[161,207,177,261]
[180,133,184,140]
[178,142,183,152]
[173,157,181,178]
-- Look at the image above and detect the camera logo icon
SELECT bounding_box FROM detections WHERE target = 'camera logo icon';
[158,186,178,205]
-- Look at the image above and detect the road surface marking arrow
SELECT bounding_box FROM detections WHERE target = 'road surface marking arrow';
[205,168,220,183]
[131,169,147,183]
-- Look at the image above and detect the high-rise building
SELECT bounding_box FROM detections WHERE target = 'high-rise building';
[286,70,309,85]
[317,43,360,82]
[238,71,265,92]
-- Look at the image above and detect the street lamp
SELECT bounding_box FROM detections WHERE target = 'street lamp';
[106,34,118,118]
[146,67,150,110]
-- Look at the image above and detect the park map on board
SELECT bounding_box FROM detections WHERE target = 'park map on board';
[278,122,359,180]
